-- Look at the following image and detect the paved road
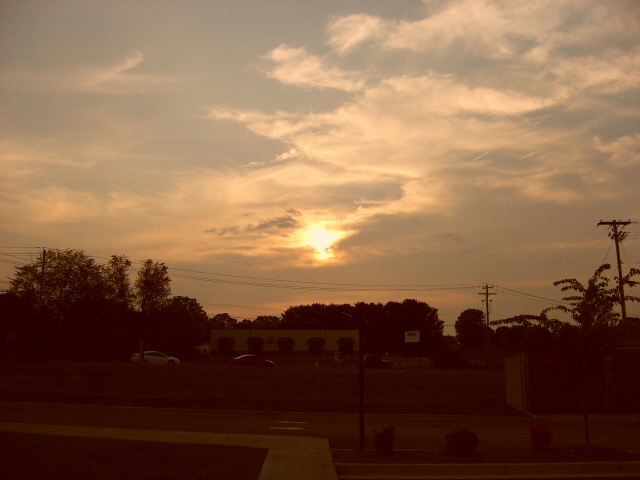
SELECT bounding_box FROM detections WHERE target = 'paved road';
[1,401,639,452]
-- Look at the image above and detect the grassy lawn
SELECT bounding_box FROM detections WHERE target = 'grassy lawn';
[0,356,518,416]
[0,431,267,480]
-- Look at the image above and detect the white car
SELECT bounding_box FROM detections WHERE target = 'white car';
[131,351,180,365]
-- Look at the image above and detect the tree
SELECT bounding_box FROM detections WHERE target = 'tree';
[134,259,171,313]
[152,296,209,358]
[493,263,639,445]
[102,255,134,307]
[209,313,237,329]
[0,292,37,359]
[455,309,488,349]
[493,324,555,351]
[6,249,144,359]
[253,315,282,329]
[8,248,104,315]
[367,299,443,354]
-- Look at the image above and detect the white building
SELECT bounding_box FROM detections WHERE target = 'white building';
[210,329,359,355]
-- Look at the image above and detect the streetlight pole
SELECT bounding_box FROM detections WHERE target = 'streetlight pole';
[358,311,365,450]
[343,310,365,450]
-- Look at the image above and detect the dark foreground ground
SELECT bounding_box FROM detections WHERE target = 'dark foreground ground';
[0,431,267,480]
[2,359,639,479]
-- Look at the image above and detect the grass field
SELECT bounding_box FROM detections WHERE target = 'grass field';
[0,356,518,416]
[0,431,267,480]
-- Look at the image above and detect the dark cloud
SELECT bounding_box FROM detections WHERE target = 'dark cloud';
[206,213,300,237]
[248,214,300,232]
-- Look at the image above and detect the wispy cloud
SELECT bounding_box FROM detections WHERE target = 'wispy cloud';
[3,51,181,94]
[263,44,366,91]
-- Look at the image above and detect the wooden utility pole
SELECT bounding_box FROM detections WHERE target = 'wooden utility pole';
[598,220,632,349]
[479,284,496,367]
[39,247,46,302]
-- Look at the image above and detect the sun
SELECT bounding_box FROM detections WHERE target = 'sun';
[301,223,344,261]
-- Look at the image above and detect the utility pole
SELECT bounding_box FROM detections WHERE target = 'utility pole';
[479,284,496,367]
[39,247,46,303]
[598,220,632,349]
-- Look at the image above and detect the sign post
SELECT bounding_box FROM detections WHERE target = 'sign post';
[405,331,420,368]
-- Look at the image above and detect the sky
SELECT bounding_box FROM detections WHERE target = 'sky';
[1,0,639,334]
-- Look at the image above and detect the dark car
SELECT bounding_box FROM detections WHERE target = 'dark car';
[363,354,395,369]
[230,354,274,367]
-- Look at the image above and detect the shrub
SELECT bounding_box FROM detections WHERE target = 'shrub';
[529,422,553,450]
[374,426,395,454]
[444,427,479,456]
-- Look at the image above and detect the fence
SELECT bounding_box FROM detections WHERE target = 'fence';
[505,350,640,413]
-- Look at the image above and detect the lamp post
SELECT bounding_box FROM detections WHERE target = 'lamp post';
[342,311,365,450]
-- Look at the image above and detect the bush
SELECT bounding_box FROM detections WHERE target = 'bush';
[374,426,395,454]
[444,427,479,456]
[529,422,553,450]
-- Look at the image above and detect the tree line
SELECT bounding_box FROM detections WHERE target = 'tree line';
[1,248,638,362]
[1,249,208,360]
[212,299,445,354]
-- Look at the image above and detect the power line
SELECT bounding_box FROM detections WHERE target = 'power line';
[510,226,607,284]
[169,272,480,292]
[493,285,569,306]
[167,265,480,289]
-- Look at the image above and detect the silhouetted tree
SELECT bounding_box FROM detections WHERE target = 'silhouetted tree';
[134,259,171,313]
[209,313,237,329]
[252,315,282,329]
[151,296,209,358]
[103,255,134,307]
[0,292,37,359]
[8,249,104,316]
[455,308,487,349]
[494,324,556,351]
[365,299,443,354]
[493,263,639,445]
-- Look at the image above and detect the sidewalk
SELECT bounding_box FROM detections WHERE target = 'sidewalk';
[3,421,640,480]
[0,421,338,480]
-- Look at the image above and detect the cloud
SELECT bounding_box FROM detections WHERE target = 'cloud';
[326,13,388,54]
[2,0,638,274]
[2,51,181,94]
[202,1,639,266]
[263,44,365,91]
[595,134,640,167]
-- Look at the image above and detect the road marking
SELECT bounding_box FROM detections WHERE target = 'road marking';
[269,420,307,431]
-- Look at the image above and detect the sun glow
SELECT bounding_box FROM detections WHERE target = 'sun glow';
[301,223,345,261]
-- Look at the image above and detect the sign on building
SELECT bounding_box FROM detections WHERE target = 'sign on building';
[405,331,420,343]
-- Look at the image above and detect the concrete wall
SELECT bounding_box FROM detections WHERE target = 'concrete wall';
[504,353,527,412]
[210,329,359,355]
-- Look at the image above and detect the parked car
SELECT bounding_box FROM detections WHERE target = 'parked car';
[363,354,395,369]
[230,354,274,367]
[131,351,180,365]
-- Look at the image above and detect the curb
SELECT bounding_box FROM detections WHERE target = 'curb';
[335,461,640,479]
